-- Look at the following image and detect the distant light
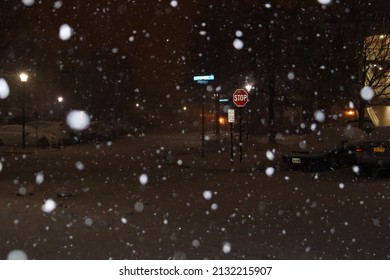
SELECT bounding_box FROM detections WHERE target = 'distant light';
[19,73,29,82]
[219,117,226,125]
[219,98,229,103]
[245,84,252,92]
[57,96,64,102]
[343,109,357,118]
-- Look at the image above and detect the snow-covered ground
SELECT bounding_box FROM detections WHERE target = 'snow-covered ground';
[0,130,389,260]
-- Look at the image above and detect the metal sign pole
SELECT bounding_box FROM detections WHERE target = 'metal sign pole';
[232,88,249,163]
[193,74,215,159]
[228,109,235,165]
[201,94,205,158]
[230,122,234,164]
[239,107,243,163]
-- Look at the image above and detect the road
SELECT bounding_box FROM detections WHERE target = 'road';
[0,130,389,259]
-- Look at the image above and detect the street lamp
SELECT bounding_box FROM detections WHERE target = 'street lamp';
[19,72,28,149]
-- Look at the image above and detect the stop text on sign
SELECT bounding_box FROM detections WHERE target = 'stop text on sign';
[232,89,249,107]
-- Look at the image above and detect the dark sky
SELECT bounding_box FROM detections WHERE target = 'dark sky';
[0,0,389,121]
[0,0,204,118]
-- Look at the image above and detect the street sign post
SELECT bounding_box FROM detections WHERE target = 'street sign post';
[193,74,215,158]
[228,109,235,123]
[193,74,215,85]
[232,89,249,162]
[228,109,235,164]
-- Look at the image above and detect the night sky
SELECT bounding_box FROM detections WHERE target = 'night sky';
[0,0,389,124]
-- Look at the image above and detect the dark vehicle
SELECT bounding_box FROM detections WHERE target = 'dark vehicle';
[282,123,367,171]
[355,126,390,176]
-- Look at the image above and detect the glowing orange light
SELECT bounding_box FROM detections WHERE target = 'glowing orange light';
[343,109,357,118]
[219,117,227,125]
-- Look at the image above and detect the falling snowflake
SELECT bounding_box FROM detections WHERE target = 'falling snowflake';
[211,203,218,210]
[170,0,178,8]
[134,201,144,212]
[54,1,63,9]
[35,172,44,185]
[265,167,275,177]
[66,110,90,130]
[59,24,74,41]
[233,39,244,50]
[22,0,35,6]
[84,218,93,227]
[266,150,275,161]
[314,110,326,122]
[192,239,200,248]
[0,78,10,99]
[222,242,232,254]
[317,0,332,5]
[139,174,148,185]
[203,190,213,200]
[41,199,57,213]
[7,249,28,260]
[360,86,374,101]
[75,161,85,171]
[287,72,295,80]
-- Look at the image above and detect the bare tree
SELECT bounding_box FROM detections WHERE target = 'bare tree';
[364,34,390,100]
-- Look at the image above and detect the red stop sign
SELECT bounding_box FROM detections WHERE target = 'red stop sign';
[232,89,249,107]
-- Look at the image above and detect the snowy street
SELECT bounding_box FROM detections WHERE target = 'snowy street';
[1,130,389,260]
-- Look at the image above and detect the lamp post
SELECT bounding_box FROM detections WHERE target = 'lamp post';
[19,72,29,149]
[244,82,254,141]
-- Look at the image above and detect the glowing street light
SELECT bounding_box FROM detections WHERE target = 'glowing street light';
[19,72,29,149]
[245,84,253,92]
[19,73,29,83]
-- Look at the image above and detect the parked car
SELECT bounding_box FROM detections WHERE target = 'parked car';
[26,121,72,146]
[282,122,368,171]
[0,124,56,148]
[355,126,390,176]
